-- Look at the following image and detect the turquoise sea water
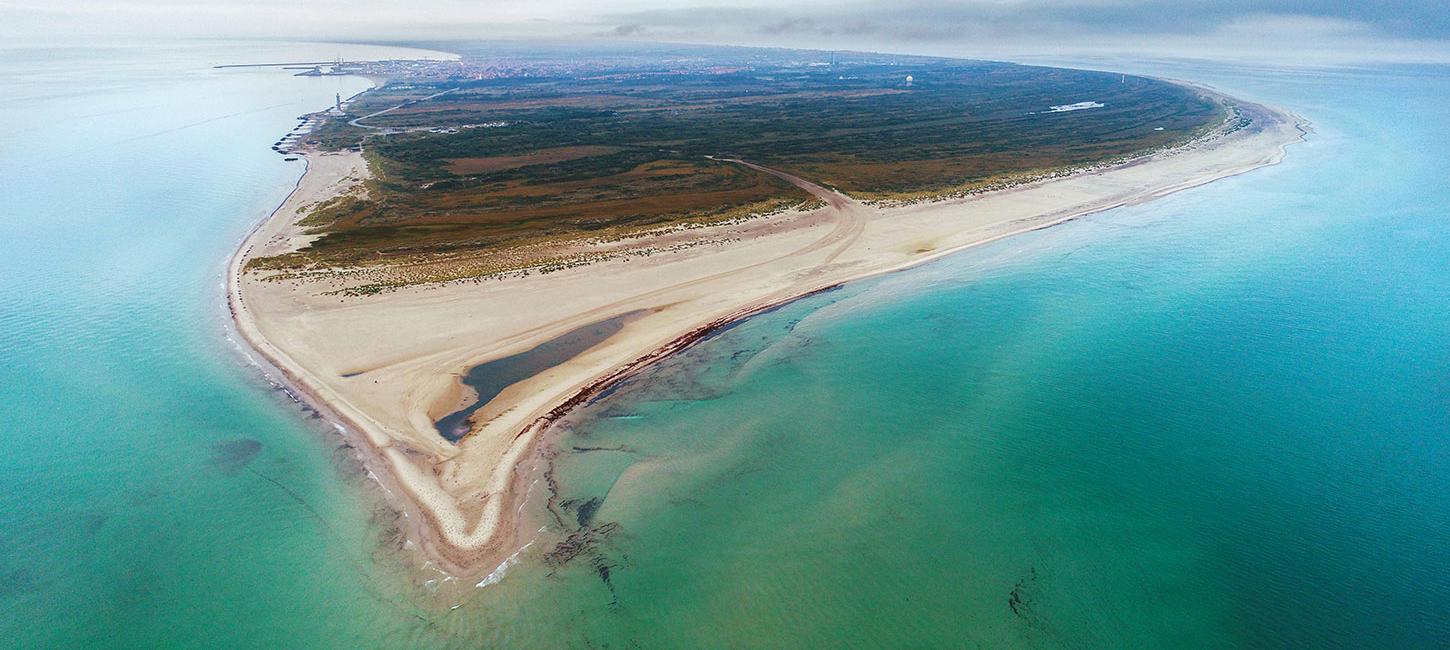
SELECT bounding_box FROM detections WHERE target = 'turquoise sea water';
[0,42,458,646]
[465,62,1450,647]
[2,44,1449,647]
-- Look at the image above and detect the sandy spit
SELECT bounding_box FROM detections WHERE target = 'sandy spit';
[228,90,1309,576]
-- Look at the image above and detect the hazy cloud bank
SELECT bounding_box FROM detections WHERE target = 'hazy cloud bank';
[5,0,1448,64]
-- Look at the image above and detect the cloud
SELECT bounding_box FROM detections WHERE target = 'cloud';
[589,0,1450,63]
[604,23,649,38]
[761,17,825,36]
[3,0,1447,64]
[602,0,1450,42]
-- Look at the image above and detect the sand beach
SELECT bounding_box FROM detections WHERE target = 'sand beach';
[228,89,1307,575]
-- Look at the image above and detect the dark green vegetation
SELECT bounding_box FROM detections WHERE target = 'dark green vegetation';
[259,47,1227,281]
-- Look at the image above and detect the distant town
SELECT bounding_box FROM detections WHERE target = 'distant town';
[214,46,932,84]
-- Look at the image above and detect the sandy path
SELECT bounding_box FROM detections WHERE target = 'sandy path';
[349,87,459,130]
[722,158,871,265]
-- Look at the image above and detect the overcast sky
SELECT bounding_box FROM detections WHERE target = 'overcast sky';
[6,0,1449,64]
